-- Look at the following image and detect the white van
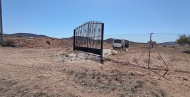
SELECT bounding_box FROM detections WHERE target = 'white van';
[112,39,129,50]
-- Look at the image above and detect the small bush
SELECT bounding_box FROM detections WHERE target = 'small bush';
[132,57,138,63]
[46,40,50,45]
[177,34,190,46]
[65,54,69,57]
[111,51,116,55]
[182,50,190,54]
[75,51,79,57]
[85,57,88,60]
[143,59,151,64]
[105,52,109,55]
[3,38,15,47]
[169,46,176,48]
[157,56,162,60]
[169,56,181,62]
[175,69,190,74]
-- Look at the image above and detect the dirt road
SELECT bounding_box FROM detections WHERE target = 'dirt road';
[0,46,189,97]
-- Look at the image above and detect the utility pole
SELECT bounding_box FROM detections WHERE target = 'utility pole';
[0,0,3,46]
[148,33,154,69]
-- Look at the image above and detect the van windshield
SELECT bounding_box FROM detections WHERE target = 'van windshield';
[114,40,121,43]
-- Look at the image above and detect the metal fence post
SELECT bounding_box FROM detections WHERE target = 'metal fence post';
[0,0,3,46]
[100,23,104,64]
[87,23,89,48]
[73,29,76,51]
[148,33,154,69]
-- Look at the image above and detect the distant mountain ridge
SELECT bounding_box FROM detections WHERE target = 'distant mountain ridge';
[3,33,50,38]
[158,42,178,46]
[3,33,179,46]
[104,38,137,44]
[104,38,178,46]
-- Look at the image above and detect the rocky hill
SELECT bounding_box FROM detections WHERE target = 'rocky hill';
[3,33,50,38]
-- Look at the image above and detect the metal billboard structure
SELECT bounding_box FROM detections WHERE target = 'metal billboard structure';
[0,0,3,45]
[73,21,104,63]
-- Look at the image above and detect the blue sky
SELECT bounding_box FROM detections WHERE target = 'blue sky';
[1,0,190,42]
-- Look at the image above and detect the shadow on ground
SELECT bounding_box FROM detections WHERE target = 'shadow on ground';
[182,50,190,54]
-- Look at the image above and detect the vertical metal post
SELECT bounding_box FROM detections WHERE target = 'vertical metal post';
[89,23,92,49]
[73,29,76,51]
[95,24,97,49]
[148,33,153,69]
[79,27,81,47]
[87,23,89,48]
[100,23,104,64]
[0,0,3,46]
[92,23,94,49]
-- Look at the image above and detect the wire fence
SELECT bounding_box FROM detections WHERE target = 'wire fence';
[104,33,189,44]
[102,33,190,77]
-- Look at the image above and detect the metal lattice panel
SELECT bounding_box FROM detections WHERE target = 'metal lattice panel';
[73,21,104,62]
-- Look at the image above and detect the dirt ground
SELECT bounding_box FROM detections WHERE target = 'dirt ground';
[0,43,190,97]
[3,36,72,49]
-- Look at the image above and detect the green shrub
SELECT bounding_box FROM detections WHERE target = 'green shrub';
[177,34,190,46]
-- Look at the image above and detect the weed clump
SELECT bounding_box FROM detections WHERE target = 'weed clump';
[111,51,117,55]
[3,38,15,47]
[65,54,69,57]
[175,69,190,74]
[157,56,162,60]
[143,59,151,64]
[46,40,50,45]
[132,57,138,64]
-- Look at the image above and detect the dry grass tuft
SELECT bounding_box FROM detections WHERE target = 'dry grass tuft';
[143,59,151,64]
[46,40,50,45]
[65,54,69,57]
[111,51,117,55]
[169,56,181,62]
[175,69,190,74]
[157,56,162,60]
[132,57,138,64]
[169,46,176,48]
[3,38,15,47]
[60,52,69,57]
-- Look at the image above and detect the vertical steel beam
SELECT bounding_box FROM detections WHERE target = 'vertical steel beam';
[0,0,3,46]
[148,33,153,69]
[73,29,76,51]
[87,23,89,48]
[100,23,104,64]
